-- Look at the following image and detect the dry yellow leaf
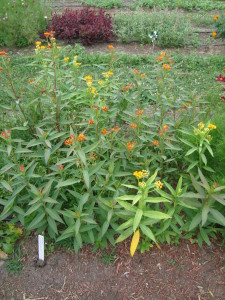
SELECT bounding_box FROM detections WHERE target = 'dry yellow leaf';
[130,229,140,257]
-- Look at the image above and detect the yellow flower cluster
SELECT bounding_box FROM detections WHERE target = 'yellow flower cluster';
[194,123,216,141]
[85,75,93,86]
[154,180,163,189]
[102,70,114,79]
[138,181,146,189]
[133,171,143,179]
[133,169,149,180]
[73,56,81,67]
[90,87,98,97]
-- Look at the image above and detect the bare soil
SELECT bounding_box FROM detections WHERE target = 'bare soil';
[0,236,225,300]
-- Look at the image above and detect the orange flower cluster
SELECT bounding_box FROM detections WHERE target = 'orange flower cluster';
[108,45,115,51]
[102,106,109,112]
[0,67,3,72]
[1,130,11,139]
[133,69,140,74]
[44,31,55,38]
[0,51,8,57]
[212,32,217,37]
[113,126,119,132]
[159,125,170,135]
[77,134,85,142]
[163,64,171,71]
[64,134,75,146]
[122,83,134,92]
[29,79,35,83]
[141,73,146,78]
[89,119,94,125]
[182,102,191,108]
[152,140,159,147]
[41,89,46,94]
[130,123,137,129]
[157,52,166,61]
[101,128,107,135]
[127,142,134,151]
[135,110,143,116]
[213,15,219,21]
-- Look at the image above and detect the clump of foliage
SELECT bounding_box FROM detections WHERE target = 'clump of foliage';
[49,7,113,45]
[114,9,199,47]
[213,12,225,38]
[76,0,122,9]
[0,38,224,257]
[133,0,225,11]
[0,222,22,254]
[0,0,49,47]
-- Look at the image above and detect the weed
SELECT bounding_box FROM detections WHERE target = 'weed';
[5,247,23,275]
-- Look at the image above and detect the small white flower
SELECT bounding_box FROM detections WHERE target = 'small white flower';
[44,16,48,19]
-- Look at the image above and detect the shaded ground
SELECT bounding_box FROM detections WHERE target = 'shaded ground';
[0,236,225,300]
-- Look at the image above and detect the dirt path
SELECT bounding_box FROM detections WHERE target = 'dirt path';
[0,236,224,300]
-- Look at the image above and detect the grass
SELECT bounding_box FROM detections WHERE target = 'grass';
[5,247,23,275]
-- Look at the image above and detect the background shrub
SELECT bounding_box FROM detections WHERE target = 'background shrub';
[0,0,49,47]
[114,9,199,47]
[49,7,113,45]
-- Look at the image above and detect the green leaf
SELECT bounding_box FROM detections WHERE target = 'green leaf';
[25,202,42,216]
[77,149,86,166]
[56,179,80,188]
[83,170,90,189]
[101,221,109,238]
[0,163,15,175]
[117,218,134,231]
[198,168,210,190]
[133,209,143,232]
[190,174,205,196]
[140,224,156,242]
[132,194,142,205]
[200,228,210,245]
[143,210,171,220]
[44,149,51,165]
[27,212,45,230]
[115,227,133,243]
[117,200,137,213]
[209,208,225,226]
[145,197,170,203]
[1,180,13,192]
[202,204,209,226]
[46,207,64,223]
[187,161,198,172]
[185,147,198,156]
[189,213,201,231]
[48,217,58,234]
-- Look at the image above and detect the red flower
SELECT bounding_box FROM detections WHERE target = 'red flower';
[221,96,225,101]
[41,89,46,94]
[57,164,64,170]
[19,166,25,172]
[216,74,225,82]
[89,119,94,125]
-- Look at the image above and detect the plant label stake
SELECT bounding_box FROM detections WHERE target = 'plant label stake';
[37,235,45,265]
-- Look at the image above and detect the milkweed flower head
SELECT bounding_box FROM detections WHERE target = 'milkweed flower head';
[154,180,163,189]
[133,171,143,179]
[127,142,134,151]
[77,134,85,142]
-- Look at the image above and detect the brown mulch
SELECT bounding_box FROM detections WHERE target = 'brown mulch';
[0,236,225,300]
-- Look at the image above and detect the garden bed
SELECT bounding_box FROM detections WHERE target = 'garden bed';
[0,236,225,299]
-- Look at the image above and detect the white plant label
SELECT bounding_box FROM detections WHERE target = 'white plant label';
[38,235,44,261]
